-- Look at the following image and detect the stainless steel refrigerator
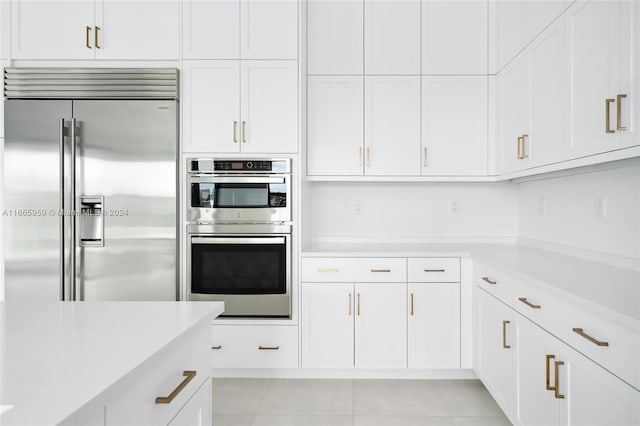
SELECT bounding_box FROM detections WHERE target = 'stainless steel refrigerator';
[3,68,178,301]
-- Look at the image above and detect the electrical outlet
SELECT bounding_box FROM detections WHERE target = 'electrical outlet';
[451,200,460,215]
[538,198,546,215]
[352,199,363,215]
[595,197,606,219]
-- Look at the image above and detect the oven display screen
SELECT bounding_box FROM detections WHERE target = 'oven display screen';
[231,162,243,170]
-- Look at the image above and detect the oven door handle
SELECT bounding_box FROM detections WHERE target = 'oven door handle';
[192,237,286,245]
[190,176,286,184]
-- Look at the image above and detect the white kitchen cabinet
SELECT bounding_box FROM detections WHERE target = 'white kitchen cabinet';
[421,76,488,176]
[307,76,364,175]
[408,282,460,369]
[476,288,515,421]
[183,0,240,59]
[301,282,355,369]
[620,0,640,149]
[241,0,298,59]
[0,0,8,59]
[307,0,363,74]
[422,0,487,75]
[168,380,211,426]
[355,282,407,369]
[364,76,421,176]
[10,0,180,60]
[364,0,420,75]
[182,60,298,154]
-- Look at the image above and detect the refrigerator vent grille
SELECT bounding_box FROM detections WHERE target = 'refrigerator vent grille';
[4,68,179,99]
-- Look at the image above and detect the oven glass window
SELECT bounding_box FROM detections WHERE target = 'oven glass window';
[191,238,286,295]
[190,183,287,208]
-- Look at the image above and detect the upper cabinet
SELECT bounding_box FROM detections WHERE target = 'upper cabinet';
[184,0,298,60]
[0,0,10,59]
[422,1,487,75]
[10,0,180,60]
[364,0,420,75]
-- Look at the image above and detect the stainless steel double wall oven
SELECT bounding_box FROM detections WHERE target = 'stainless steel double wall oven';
[187,158,292,317]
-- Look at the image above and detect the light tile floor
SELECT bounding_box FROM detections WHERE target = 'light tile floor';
[212,379,512,426]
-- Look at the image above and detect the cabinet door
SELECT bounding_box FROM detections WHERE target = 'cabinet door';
[168,380,212,426]
[11,0,95,59]
[307,0,363,74]
[307,76,364,175]
[183,0,240,59]
[619,0,640,149]
[566,0,621,158]
[496,0,528,71]
[497,53,529,174]
[182,61,240,153]
[241,0,298,59]
[421,76,488,176]
[240,61,298,153]
[408,283,460,369]
[422,0,487,75]
[476,289,515,421]
[558,342,640,426]
[364,0,420,75]
[364,76,421,176]
[515,315,560,426]
[301,282,354,369]
[355,283,407,369]
[96,0,180,60]
[528,14,565,168]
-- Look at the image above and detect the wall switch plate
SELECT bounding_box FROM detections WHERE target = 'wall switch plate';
[451,200,460,215]
[595,197,606,219]
[352,199,363,215]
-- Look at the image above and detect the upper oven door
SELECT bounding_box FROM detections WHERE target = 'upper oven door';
[188,175,290,223]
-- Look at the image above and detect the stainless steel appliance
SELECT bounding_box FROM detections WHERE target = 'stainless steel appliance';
[3,68,178,301]
[186,158,292,317]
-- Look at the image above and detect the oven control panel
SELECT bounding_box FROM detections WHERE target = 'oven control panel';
[189,158,290,173]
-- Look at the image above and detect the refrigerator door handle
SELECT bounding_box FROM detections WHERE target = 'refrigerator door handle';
[79,196,105,247]
[70,118,78,300]
[59,119,66,300]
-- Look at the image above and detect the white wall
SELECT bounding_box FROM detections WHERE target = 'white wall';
[309,182,518,242]
[517,165,640,260]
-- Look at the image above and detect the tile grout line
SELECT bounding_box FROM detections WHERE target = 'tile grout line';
[252,378,275,421]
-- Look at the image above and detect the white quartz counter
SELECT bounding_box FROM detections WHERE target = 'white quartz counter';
[0,301,224,425]
[302,242,640,323]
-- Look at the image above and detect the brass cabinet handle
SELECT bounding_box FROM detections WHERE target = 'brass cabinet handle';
[370,269,391,273]
[502,320,511,349]
[423,147,428,167]
[518,297,541,309]
[155,371,197,404]
[242,121,246,143]
[606,99,616,133]
[233,121,238,143]
[410,293,414,316]
[554,361,565,399]
[211,345,222,350]
[318,268,338,273]
[482,277,496,285]
[86,26,92,49]
[94,26,100,49]
[424,269,445,272]
[546,354,556,391]
[366,147,371,167]
[258,346,280,350]
[349,293,352,316]
[359,147,363,167]
[357,293,361,316]
[517,135,523,159]
[572,328,609,347]
[617,94,627,131]
[521,134,529,158]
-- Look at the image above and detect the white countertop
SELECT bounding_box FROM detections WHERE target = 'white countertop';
[0,301,224,426]
[302,242,640,323]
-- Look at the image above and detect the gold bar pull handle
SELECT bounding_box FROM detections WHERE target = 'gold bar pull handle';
[357,293,361,316]
[517,136,523,159]
[156,371,197,404]
[242,121,246,143]
[86,26,92,49]
[258,346,280,350]
[482,277,497,285]
[554,361,565,399]
[349,293,352,316]
[572,328,609,347]
[617,94,627,131]
[211,345,222,350]
[502,320,511,349]
[606,99,616,133]
[233,121,238,143]
[546,354,556,391]
[423,147,428,167]
[317,268,339,273]
[366,147,371,167]
[518,297,541,309]
[521,134,529,158]
[424,269,445,273]
[370,269,391,273]
[410,293,414,316]
[94,26,100,49]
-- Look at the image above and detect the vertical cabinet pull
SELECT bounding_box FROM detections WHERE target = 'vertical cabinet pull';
[86,26,92,48]
[605,98,616,133]
[357,293,361,316]
[545,354,555,391]
[242,121,246,143]
[517,136,523,159]
[502,320,511,349]
[410,293,414,316]
[348,293,352,316]
[366,147,371,167]
[617,94,627,131]
[94,26,101,49]
[554,361,565,399]
[423,147,428,167]
[233,121,238,143]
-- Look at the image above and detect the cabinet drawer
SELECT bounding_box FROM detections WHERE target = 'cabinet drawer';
[301,257,407,282]
[408,258,460,282]
[106,325,210,426]
[512,279,564,333]
[473,260,512,303]
[211,325,298,369]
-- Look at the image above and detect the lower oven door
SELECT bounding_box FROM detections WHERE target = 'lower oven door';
[188,234,291,317]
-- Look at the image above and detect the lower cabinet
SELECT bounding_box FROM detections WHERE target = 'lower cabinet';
[168,380,211,426]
